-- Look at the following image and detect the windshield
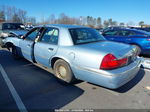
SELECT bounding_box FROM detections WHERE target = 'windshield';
[69,28,105,45]
[2,23,24,30]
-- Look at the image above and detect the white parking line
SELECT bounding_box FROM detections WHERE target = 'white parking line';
[0,64,28,112]
[141,68,150,72]
[144,68,150,72]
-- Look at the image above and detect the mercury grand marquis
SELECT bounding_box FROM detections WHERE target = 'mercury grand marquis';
[2,24,142,89]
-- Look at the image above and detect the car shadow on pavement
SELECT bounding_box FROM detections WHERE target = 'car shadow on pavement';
[114,68,145,93]
[0,50,84,111]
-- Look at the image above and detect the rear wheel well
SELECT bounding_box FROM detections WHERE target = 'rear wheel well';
[51,57,61,69]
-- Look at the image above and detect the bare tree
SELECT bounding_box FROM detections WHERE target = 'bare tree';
[139,21,144,27]
[27,17,36,25]
[47,14,55,24]
[12,13,21,22]
[97,17,102,28]
[58,13,68,24]
[0,11,5,21]
[18,9,27,23]
[103,20,109,28]
[119,22,125,26]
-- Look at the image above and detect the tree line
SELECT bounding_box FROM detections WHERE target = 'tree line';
[0,5,36,25]
[0,5,147,28]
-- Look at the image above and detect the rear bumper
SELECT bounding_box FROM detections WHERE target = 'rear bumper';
[74,57,142,89]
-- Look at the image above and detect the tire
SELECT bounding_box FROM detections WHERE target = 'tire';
[11,46,20,59]
[54,59,75,84]
[0,37,4,47]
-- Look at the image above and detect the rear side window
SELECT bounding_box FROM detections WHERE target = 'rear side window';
[40,28,59,45]
[118,30,135,36]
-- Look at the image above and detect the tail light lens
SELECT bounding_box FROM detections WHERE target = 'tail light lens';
[100,54,128,70]
[147,38,150,41]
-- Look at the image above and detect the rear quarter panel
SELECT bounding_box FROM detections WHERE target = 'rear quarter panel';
[53,45,106,79]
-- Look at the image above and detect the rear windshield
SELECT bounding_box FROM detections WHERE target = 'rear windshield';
[2,23,24,30]
[69,28,105,45]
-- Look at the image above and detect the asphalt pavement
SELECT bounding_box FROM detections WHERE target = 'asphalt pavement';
[0,48,150,112]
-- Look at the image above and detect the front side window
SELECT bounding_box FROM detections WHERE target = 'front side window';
[128,31,136,36]
[118,30,135,36]
[103,30,118,36]
[69,28,105,45]
[118,30,129,36]
[25,28,40,41]
[40,28,59,44]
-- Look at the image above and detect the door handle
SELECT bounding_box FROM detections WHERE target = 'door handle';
[27,44,31,47]
[48,48,54,51]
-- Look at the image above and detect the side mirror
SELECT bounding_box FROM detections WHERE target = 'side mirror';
[20,35,24,39]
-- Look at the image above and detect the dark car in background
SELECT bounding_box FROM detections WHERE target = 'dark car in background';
[0,22,26,47]
[0,22,25,36]
[102,28,150,55]
[133,27,150,32]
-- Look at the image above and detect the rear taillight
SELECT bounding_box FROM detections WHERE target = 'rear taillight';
[100,54,128,70]
[147,38,150,41]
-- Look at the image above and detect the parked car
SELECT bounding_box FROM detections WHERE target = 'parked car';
[0,22,26,47]
[3,24,142,89]
[103,26,125,32]
[95,28,104,34]
[102,28,150,55]
[8,30,28,37]
[134,27,150,32]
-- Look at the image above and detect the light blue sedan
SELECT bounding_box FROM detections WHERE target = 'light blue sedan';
[3,24,142,89]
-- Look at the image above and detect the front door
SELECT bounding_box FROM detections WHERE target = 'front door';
[34,27,59,67]
[19,28,41,62]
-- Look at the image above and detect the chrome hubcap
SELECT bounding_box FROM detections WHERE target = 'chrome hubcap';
[57,65,67,78]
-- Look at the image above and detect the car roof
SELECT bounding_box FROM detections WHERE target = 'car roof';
[106,28,145,32]
[38,24,89,29]
[104,27,150,35]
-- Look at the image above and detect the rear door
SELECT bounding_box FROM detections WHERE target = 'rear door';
[19,28,41,62]
[34,27,59,67]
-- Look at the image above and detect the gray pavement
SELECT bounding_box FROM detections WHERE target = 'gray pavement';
[0,48,150,111]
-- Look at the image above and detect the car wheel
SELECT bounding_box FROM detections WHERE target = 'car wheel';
[0,37,3,47]
[11,46,20,59]
[54,59,75,84]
